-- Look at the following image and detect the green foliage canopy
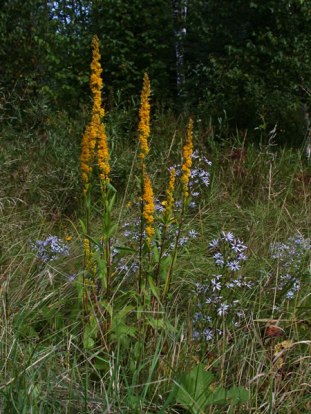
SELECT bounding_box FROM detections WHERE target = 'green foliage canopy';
[1,0,311,142]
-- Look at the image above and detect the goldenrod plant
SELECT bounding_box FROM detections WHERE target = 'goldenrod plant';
[137,73,153,294]
[79,35,113,345]
[79,38,199,345]
[163,119,194,297]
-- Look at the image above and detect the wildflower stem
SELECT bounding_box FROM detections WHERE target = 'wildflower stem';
[155,226,167,288]
[163,202,185,298]
[105,237,111,301]
[163,119,193,298]
[82,194,91,318]
[138,179,144,295]
[156,167,176,290]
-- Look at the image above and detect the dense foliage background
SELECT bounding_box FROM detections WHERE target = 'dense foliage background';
[1,0,311,144]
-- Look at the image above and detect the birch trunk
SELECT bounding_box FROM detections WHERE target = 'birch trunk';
[172,0,188,93]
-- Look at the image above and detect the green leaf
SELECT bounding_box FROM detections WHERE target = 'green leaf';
[175,364,215,412]
[146,318,175,333]
[146,317,166,330]
[85,234,102,249]
[175,364,250,412]
[94,251,107,287]
[108,192,116,211]
[83,335,95,350]
[113,323,137,338]
[115,245,138,254]
[79,219,87,234]
[160,255,172,281]
[115,305,135,320]
[153,245,160,262]
[148,276,160,302]
[101,300,113,316]
[111,308,137,345]
[94,356,109,371]
[83,317,98,350]
[204,386,249,406]
[106,223,117,239]
[106,182,117,193]
[16,324,39,340]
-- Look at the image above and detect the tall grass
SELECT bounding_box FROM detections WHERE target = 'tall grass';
[0,38,310,413]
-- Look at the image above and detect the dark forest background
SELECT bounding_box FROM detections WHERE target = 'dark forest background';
[1,0,311,145]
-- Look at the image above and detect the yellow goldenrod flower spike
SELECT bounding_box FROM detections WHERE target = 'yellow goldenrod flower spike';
[90,35,110,185]
[164,168,176,220]
[81,35,110,192]
[90,35,104,119]
[138,73,151,161]
[143,171,155,246]
[181,118,193,200]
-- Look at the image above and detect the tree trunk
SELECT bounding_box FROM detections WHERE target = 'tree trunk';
[172,0,188,93]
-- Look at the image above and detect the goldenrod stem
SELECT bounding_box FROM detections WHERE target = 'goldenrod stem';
[163,200,186,298]
[138,181,144,295]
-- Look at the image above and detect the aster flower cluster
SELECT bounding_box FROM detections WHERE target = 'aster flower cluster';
[270,234,310,300]
[31,235,69,263]
[192,232,252,342]
[209,231,248,271]
[115,256,139,276]
[172,150,211,210]
[108,234,140,278]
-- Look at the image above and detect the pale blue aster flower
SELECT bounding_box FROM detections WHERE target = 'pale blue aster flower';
[192,330,201,340]
[213,252,224,266]
[178,236,189,246]
[217,303,230,316]
[188,229,198,239]
[209,238,219,249]
[211,278,221,291]
[67,273,77,282]
[32,235,69,262]
[203,328,213,341]
[221,231,234,242]
[227,260,241,272]
[238,253,247,261]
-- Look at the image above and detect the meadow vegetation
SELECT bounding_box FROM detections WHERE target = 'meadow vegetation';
[0,37,310,414]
